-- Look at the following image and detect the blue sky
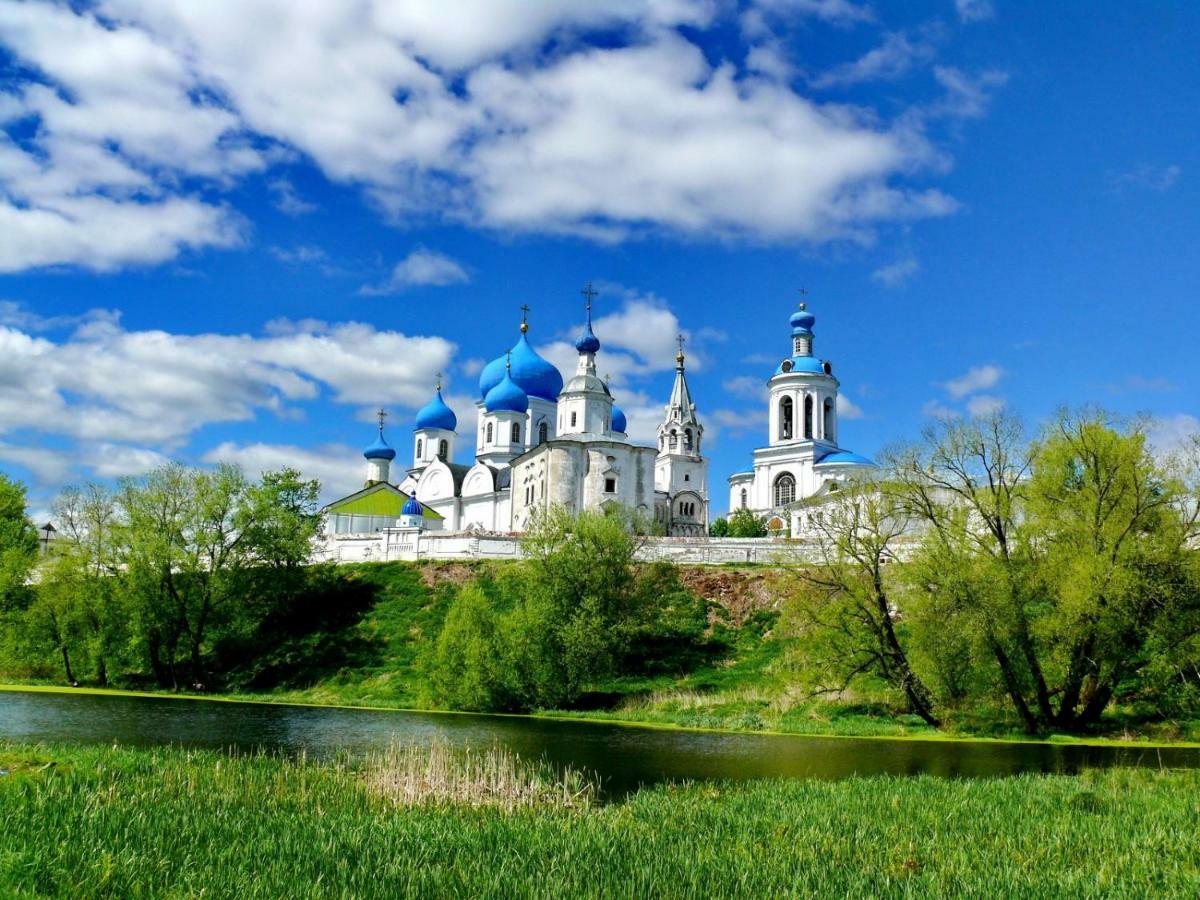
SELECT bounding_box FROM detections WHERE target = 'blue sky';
[1,0,1197,517]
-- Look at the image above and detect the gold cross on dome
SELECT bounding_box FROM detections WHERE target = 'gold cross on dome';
[581,281,598,314]
[376,408,388,430]
[798,287,808,310]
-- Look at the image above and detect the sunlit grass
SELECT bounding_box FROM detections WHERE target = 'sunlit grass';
[1,741,1198,897]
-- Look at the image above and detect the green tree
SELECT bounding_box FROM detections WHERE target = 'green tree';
[893,409,1200,733]
[0,473,37,612]
[726,507,768,538]
[708,516,729,537]
[783,481,940,726]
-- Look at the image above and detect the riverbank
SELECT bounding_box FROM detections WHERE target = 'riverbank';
[1,741,1197,897]
[5,683,1199,750]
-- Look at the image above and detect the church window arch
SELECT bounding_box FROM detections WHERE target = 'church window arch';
[416,438,423,458]
[774,473,796,507]
[804,396,813,439]
[571,411,577,428]
[511,422,521,444]
[684,429,693,450]
[779,396,793,440]
[485,422,493,443]
[740,488,748,509]
[539,422,549,445]
[669,429,678,450]
[823,398,834,441]
[438,440,448,459]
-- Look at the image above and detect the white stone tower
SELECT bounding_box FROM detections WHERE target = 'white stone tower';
[655,336,708,534]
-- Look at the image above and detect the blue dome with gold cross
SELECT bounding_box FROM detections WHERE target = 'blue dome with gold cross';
[415,387,457,431]
[479,331,563,402]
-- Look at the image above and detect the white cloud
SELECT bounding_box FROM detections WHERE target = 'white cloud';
[711,408,768,437]
[722,376,768,400]
[811,31,936,90]
[268,178,318,216]
[944,364,1003,398]
[1107,164,1182,194]
[871,256,919,287]
[1146,414,1200,458]
[0,0,976,270]
[921,399,959,421]
[929,66,1008,120]
[203,441,366,502]
[966,394,1004,417]
[0,307,455,449]
[837,394,864,419]
[360,247,469,295]
[954,0,995,23]
[269,245,328,265]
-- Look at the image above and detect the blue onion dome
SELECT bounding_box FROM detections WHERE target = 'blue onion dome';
[479,333,564,402]
[402,494,423,516]
[611,404,627,434]
[415,387,457,431]
[484,371,529,413]
[575,320,600,354]
[790,305,816,332]
[363,431,396,461]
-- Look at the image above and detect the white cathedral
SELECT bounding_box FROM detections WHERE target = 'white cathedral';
[325,300,710,539]
[727,302,875,534]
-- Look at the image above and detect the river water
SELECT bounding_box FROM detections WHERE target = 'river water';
[2,689,1197,795]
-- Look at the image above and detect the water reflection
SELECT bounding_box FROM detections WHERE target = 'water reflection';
[1,690,1195,796]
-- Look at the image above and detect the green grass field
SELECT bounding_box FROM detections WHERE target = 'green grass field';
[1,741,1197,898]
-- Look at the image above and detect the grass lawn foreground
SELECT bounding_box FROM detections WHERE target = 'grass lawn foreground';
[1,741,1198,897]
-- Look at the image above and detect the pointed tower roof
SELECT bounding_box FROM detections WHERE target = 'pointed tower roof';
[664,335,700,427]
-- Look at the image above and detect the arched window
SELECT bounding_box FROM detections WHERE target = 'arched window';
[511,422,521,444]
[779,396,793,440]
[570,412,577,428]
[740,488,748,509]
[416,438,423,458]
[539,422,549,445]
[804,396,813,439]
[486,422,493,443]
[684,429,693,450]
[438,440,448,459]
[823,398,834,441]
[669,429,678,450]
[774,473,796,507]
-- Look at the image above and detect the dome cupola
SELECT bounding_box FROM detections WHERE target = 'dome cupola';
[611,404,627,434]
[478,310,564,402]
[484,355,530,414]
[415,385,457,432]
[363,432,396,461]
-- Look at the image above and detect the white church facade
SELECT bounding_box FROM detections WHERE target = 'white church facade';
[727,303,875,534]
[323,298,710,544]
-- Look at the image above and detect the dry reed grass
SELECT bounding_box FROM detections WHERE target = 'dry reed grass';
[364,738,596,811]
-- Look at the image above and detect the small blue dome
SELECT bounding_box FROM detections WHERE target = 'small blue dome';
[790,307,815,333]
[815,449,876,467]
[402,494,423,516]
[415,388,457,431]
[479,333,564,402]
[575,321,600,354]
[774,356,828,376]
[484,372,529,413]
[611,405,627,434]
[363,432,396,461]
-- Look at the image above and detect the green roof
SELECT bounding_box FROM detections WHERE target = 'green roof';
[325,483,443,519]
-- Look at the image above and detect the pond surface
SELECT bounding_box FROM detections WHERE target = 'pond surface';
[3,689,1197,796]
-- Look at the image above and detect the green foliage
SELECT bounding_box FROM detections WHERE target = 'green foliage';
[726,507,768,537]
[0,473,36,612]
[3,742,1199,897]
[708,516,729,537]
[425,508,715,711]
[887,408,1200,734]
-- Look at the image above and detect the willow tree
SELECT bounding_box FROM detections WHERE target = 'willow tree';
[893,408,1200,733]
